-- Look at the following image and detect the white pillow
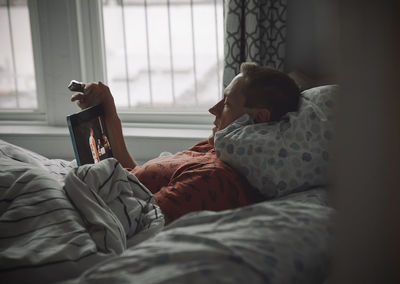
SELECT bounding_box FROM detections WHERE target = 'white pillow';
[214,85,337,198]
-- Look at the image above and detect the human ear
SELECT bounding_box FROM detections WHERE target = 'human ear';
[252,109,271,123]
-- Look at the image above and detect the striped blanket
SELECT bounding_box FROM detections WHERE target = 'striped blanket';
[0,140,164,283]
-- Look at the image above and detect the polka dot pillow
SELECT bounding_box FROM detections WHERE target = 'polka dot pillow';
[214,85,337,198]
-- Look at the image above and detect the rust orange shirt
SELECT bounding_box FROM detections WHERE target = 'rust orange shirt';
[131,140,264,224]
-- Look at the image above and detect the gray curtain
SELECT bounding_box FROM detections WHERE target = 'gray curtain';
[223,0,288,86]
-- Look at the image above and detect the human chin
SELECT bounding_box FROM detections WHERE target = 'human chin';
[208,127,217,146]
[208,135,214,146]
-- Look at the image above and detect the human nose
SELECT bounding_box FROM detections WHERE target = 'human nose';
[209,100,222,116]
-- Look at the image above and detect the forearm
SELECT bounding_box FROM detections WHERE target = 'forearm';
[105,113,137,169]
[71,81,138,169]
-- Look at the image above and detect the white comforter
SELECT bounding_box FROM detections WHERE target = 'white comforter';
[66,188,334,284]
[0,140,335,284]
[0,140,164,283]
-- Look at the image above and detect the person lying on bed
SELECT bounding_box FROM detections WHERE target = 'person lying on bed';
[71,62,301,224]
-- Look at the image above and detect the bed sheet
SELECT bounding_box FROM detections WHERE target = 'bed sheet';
[0,140,164,283]
[66,188,335,284]
[0,140,335,284]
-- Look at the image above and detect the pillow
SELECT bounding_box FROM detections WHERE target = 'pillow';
[214,85,337,198]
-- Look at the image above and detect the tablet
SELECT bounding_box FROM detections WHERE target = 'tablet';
[66,104,113,166]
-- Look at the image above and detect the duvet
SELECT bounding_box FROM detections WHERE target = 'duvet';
[0,139,335,284]
[66,189,334,284]
[0,140,164,283]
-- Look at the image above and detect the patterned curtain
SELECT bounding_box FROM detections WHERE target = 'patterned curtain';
[223,0,288,87]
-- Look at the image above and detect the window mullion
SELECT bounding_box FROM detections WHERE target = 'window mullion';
[189,0,198,106]
[120,0,131,107]
[214,0,221,98]
[143,0,153,107]
[34,0,82,126]
[27,0,46,117]
[166,0,176,105]
[76,0,107,83]
[6,0,20,108]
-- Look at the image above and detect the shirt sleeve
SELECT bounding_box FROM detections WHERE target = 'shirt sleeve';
[154,166,251,224]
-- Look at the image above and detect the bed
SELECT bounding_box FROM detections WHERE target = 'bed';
[0,141,334,284]
[0,85,336,283]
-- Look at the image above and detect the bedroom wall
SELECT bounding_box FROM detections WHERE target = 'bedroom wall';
[332,1,400,283]
[285,0,339,80]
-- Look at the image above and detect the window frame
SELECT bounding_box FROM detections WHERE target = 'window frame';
[0,0,216,128]
[0,0,84,126]
[95,0,215,125]
[0,0,46,121]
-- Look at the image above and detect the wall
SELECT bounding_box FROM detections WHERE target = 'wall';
[285,0,339,79]
[332,1,400,283]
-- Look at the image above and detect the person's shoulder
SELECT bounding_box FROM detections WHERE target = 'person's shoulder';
[198,152,239,176]
[187,139,213,152]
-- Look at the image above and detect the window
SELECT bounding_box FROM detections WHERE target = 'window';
[102,0,224,113]
[0,0,222,125]
[0,0,37,109]
[0,0,215,161]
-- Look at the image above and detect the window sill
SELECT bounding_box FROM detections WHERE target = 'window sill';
[0,122,210,163]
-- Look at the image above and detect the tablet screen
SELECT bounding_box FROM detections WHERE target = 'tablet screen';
[67,104,113,165]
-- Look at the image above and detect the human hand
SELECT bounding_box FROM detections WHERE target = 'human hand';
[70,81,117,118]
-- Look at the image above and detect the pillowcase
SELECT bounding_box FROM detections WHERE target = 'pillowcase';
[214,85,337,198]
